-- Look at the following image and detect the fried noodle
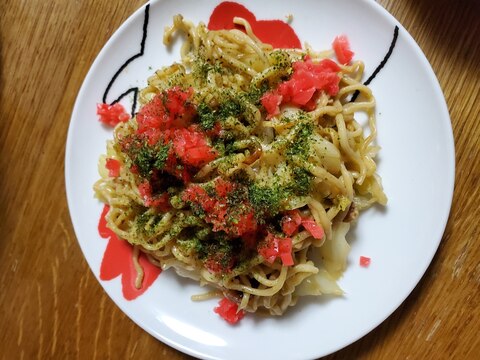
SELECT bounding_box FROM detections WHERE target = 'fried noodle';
[94,15,387,315]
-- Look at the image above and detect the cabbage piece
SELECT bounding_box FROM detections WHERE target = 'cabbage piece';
[319,222,351,278]
[355,174,388,209]
[295,268,343,296]
[311,135,342,175]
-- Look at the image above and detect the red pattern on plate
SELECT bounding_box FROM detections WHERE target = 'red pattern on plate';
[98,205,161,300]
[208,1,301,49]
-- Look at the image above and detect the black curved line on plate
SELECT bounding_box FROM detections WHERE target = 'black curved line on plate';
[351,25,399,102]
[102,3,150,117]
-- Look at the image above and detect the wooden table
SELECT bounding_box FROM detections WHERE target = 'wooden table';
[1,0,479,358]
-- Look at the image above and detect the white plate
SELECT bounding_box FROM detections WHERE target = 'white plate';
[65,0,455,359]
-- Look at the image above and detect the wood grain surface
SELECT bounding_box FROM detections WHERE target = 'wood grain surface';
[1,0,479,359]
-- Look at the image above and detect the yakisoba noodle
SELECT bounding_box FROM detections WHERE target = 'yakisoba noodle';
[94,15,387,316]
